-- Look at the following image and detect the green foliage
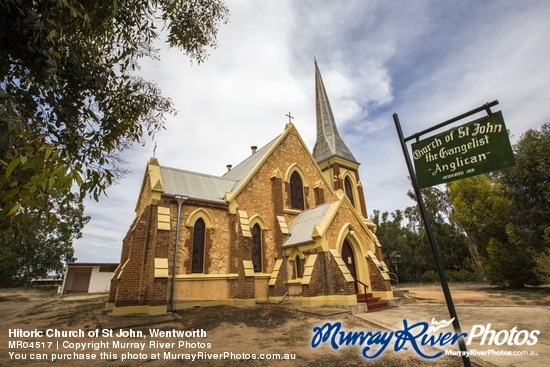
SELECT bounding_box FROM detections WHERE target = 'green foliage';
[0,0,229,220]
[421,270,439,283]
[374,186,471,283]
[422,270,477,283]
[485,230,538,288]
[374,209,426,282]
[481,124,549,287]
[376,124,548,287]
[444,124,548,287]
[535,248,550,284]
[447,175,512,281]
[500,124,550,253]
[448,175,512,254]
[445,269,478,282]
[0,192,89,287]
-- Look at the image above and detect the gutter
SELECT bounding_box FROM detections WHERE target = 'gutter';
[170,195,188,312]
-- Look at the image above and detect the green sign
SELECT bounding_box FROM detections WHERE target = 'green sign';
[412,111,515,188]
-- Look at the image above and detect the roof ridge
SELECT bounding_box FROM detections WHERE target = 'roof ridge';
[160,165,237,182]
[221,133,281,179]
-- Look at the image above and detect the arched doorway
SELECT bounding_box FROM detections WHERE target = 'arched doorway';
[341,239,358,292]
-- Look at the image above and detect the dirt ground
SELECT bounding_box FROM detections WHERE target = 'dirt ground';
[400,282,550,306]
[1,283,548,366]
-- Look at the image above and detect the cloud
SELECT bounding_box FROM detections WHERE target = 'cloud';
[73,0,550,261]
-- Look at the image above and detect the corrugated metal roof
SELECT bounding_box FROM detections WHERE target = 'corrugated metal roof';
[160,166,238,203]
[283,203,332,247]
[222,135,280,181]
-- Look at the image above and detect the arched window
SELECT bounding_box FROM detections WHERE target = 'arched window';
[192,218,205,273]
[344,176,355,207]
[290,171,304,210]
[252,224,262,272]
[295,256,303,278]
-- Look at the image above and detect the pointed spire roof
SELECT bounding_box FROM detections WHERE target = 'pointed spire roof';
[312,60,358,165]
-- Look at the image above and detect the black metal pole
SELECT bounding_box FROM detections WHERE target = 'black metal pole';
[404,100,499,143]
[394,113,471,367]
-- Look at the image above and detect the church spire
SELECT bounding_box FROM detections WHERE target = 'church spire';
[312,60,358,165]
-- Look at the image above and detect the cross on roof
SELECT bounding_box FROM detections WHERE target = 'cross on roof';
[285,112,294,123]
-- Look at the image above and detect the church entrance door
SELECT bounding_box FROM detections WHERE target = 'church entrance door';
[342,240,358,293]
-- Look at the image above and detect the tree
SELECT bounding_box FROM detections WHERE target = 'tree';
[406,187,472,278]
[373,186,472,283]
[0,0,229,219]
[373,210,418,282]
[447,124,549,287]
[494,123,550,286]
[535,229,550,284]
[0,192,89,286]
[448,175,512,281]
[499,124,549,255]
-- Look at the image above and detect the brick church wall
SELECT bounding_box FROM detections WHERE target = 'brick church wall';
[112,206,155,307]
[233,132,334,275]
[367,256,392,291]
[301,252,354,297]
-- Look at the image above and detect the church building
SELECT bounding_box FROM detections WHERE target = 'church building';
[106,62,393,315]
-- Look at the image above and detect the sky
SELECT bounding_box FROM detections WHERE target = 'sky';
[73,0,550,263]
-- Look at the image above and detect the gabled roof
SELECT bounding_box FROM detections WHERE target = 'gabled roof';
[221,122,338,205]
[283,190,378,249]
[152,122,334,206]
[312,60,358,165]
[283,203,332,247]
[160,166,238,204]
[155,132,281,204]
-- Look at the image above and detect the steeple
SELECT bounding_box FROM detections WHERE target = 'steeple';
[312,60,358,165]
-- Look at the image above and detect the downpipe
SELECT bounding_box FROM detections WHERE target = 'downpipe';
[170,195,188,312]
[279,249,289,303]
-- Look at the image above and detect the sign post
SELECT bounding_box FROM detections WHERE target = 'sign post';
[412,111,515,188]
[393,100,515,367]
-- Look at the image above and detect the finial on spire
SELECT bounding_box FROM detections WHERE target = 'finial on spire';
[153,142,158,157]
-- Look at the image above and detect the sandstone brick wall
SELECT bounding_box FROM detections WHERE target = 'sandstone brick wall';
[268,260,288,298]
[353,170,368,217]
[157,197,230,276]
[110,125,389,309]
[135,174,152,214]
[367,256,392,291]
[254,278,269,301]
[112,206,154,307]
[301,252,354,297]
[324,206,375,254]
[233,132,333,274]
[174,279,230,300]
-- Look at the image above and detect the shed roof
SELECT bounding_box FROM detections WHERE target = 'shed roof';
[67,262,119,267]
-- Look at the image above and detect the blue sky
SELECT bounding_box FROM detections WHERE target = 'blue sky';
[74,0,550,262]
